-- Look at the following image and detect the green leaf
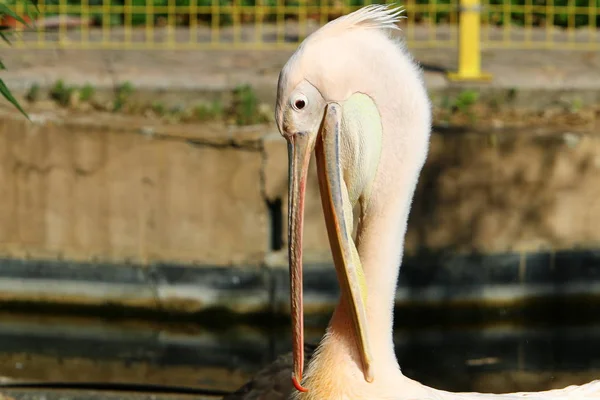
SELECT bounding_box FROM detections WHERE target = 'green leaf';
[0,3,31,28]
[0,59,5,70]
[24,0,40,16]
[0,30,11,46]
[0,79,30,120]
[22,0,40,27]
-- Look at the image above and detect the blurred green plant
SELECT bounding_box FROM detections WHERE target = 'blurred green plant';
[113,81,134,112]
[33,0,600,28]
[50,79,75,106]
[25,82,41,102]
[454,89,479,114]
[79,83,96,101]
[568,97,583,113]
[229,84,269,126]
[151,100,166,116]
[0,0,38,119]
[453,89,479,123]
[487,0,600,27]
[194,99,223,121]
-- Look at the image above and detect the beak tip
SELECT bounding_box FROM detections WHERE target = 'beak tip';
[365,365,374,383]
[292,374,309,393]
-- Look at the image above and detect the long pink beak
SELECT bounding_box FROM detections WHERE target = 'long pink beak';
[286,130,315,393]
[286,103,374,394]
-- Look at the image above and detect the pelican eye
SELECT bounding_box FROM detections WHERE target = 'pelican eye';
[291,95,308,111]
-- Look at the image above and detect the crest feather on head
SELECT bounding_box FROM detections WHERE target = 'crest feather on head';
[276,4,408,113]
[309,4,405,41]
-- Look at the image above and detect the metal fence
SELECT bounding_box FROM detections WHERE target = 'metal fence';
[4,0,600,80]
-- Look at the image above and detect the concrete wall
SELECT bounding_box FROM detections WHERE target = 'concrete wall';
[406,130,600,255]
[0,114,267,266]
[1,111,599,268]
[0,110,599,314]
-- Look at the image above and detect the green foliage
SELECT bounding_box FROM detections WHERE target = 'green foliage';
[452,89,479,123]
[0,0,38,119]
[229,84,268,126]
[45,81,96,107]
[400,0,600,27]
[0,0,39,42]
[486,0,600,28]
[79,83,96,102]
[194,100,223,121]
[454,90,479,114]
[130,0,168,26]
[113,81,134,112]
[408,0,600,27]
[566,97,583,113]
[0,79,28,118]
[30,0,600,28]
[50,80,75,106]
[25,83,41,102]
[151,100,166,116]
[438,90,480,123]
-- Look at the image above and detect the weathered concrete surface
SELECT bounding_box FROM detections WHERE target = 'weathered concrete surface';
[0,258,272,314]
[406,129,600,255]
[0,108,599,313]
[1,249,600,316]
[1,109,600,267]
[0,112,267,266]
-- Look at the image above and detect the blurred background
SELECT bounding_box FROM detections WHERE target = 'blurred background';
[0,0,599,399]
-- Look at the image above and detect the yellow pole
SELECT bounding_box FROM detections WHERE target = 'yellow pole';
[448,0,492,81]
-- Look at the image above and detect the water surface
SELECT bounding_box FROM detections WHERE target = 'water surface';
[0,312,599,395]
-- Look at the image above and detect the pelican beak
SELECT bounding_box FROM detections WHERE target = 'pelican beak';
[286,129,317,393]
[287,103,374,393]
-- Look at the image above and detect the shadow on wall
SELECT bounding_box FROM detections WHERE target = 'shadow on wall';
[406,126,600,257]
[392,126,600,318]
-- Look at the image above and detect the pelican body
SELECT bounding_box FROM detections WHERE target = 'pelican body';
[271,4,600,400]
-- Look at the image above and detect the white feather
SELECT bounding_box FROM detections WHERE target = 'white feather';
[309,3,405,41]
[279,4,600,399]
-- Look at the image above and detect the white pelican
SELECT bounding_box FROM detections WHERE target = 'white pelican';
[274,4,600,400]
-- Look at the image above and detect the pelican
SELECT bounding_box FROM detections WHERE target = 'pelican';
[238,4,600,400]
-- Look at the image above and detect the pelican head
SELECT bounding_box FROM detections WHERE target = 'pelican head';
[275,4,432,398]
